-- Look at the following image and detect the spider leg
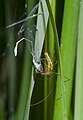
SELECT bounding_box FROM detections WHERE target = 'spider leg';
[30,89,52,106]
[52,72,70,81]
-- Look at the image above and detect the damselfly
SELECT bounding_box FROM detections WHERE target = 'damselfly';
[6,0,43,72]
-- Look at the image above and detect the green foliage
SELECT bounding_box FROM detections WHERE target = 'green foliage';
[0,0,82,120]
[74,1,83,120]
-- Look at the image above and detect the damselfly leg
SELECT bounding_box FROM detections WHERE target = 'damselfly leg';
[17,0,43,35]
[6,0,43,33]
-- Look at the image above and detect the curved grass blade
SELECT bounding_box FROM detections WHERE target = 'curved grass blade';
[23,71,35,120]
[44,8,56,118]
[54,0,80,120]
[15,49,33,120]
[45,0,69,120]
[74,1,83,120]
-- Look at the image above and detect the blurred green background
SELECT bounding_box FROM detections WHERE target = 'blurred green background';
[0,0,83,120]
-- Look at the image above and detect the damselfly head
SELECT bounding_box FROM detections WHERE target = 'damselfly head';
[33,57,43,73]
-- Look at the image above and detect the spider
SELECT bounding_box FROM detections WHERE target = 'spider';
[39,52,69,82]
